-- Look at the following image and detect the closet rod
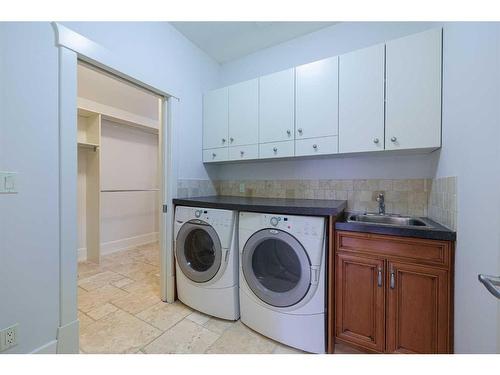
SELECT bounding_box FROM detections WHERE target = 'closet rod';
[101,189,160,193]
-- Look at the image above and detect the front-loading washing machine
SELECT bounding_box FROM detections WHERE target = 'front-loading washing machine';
[174,206,239,320]
[239,211,326,353]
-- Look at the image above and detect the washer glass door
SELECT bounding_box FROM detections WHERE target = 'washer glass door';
[176,220,222,283]
[242,229,311,307]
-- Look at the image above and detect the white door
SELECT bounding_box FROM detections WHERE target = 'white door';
[296,56,338,139]
[228,78,259,147]
[339,44,385,153]
[259,69,295,144]
[203,87,228,150]
[385,28,442,150]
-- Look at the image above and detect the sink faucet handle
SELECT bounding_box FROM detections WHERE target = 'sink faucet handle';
[376,193,386,215]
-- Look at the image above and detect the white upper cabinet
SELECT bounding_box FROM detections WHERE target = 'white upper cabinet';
[385,28,442,150]
[228,79,259,147]
[259,69,295,144]
[203,87,228,150]
[339,44,385,153]
[296,56,339,139]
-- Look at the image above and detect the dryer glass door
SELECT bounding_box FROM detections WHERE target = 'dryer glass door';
[175,220,222,283]
[242,229,311,307]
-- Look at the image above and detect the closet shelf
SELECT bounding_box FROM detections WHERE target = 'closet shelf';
[101,189,160,193]
[78,141,100,150]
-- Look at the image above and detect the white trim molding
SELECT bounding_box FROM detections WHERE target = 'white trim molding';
[56,320,79,354]
[51,22,178,100]
[31,340,58,354]
[78,233,159,261]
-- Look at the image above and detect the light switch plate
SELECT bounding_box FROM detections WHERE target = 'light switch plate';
[0,171,17,193]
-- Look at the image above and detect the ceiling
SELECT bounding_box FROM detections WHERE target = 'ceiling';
[78,63,160,121]
[170,22,337,63]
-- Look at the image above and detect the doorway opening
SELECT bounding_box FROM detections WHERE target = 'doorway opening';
[76,62,165,353]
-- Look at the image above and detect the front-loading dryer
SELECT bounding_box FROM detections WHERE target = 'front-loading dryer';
[239,211,326,353]
[174,206,239,320]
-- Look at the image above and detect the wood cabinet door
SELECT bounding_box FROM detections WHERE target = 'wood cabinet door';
[203,87,228,150]
[339,43,385,153]
[228,78,259,147]
[336,253,386,352]
[386,261,450,353]
[295,56,338,139]
[385,28,442,150]
[259,69,295,144]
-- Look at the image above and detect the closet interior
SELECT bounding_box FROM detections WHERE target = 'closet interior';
[77,62,162,263]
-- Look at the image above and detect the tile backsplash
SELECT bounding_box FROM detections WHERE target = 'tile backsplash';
[428,176,458,231]
[176,177,457,231]
[177,179,217,198]
[213,179,431,217]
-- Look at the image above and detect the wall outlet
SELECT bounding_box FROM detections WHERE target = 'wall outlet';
[239,183,245,193]
[0,323,19,351]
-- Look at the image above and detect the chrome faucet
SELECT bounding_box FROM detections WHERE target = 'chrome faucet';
[376,193,385,215]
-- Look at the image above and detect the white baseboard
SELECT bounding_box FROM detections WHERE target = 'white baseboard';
[56,319,79,354]
[78,232,159,261]
[31,340,58,354]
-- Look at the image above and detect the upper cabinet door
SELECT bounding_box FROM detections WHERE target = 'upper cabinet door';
[385,28,442,150]
[339,44,385,153]
[228,79,259,147]
[296,56,339,139]
[259,69,295,143]
[203,87,228,150]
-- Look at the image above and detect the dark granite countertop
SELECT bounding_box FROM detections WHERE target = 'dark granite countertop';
[335,213,456,241]
[173,195,347,217]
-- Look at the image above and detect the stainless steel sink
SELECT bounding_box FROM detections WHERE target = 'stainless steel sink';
[347,213,433,228]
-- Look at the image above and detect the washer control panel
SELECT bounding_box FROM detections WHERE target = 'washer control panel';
[259,214,324,238]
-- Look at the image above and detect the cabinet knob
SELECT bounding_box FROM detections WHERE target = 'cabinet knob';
[377,267,383,287]
[240,150,244,156]
[373,138,379,144]
[222,138,226,143]
[273,147,278,153]
[230,137,234,143]
[312,144,318,149]
[390,267,395,289]
[298,128,303,134]
[212,153,216,158]
[286,129,291,136]
[391,136,397,142]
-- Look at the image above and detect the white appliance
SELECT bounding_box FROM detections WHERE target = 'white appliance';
[239,211,326,353]
[174,206,239,320]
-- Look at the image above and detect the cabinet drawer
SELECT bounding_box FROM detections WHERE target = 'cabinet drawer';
[336,231,452,267]
[295,136,338,157]
[203,147,228,163]
[259,140,294,159]
[228,144,258,161]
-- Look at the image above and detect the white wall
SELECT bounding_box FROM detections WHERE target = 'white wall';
[436,22,500,353]
[214,21,500,353]
[0,21,220,353]
[100,120,159,247]
[0,22,60,353]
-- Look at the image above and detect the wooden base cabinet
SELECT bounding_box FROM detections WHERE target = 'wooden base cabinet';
[386,262,450,354]
[336,254,386,352]
[334,231,454,354]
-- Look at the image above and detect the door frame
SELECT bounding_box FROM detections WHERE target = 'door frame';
[52,22,178,353]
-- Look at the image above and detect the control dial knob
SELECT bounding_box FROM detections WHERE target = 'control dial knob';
[270,217,280,227]
[195,210,202,218]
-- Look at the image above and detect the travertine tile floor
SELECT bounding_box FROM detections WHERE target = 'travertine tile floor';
[78,242,361,354]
